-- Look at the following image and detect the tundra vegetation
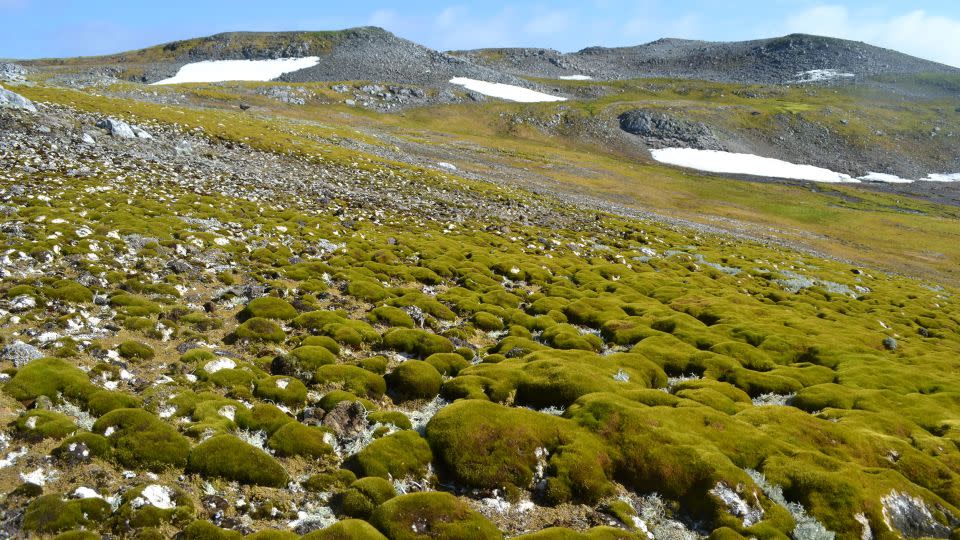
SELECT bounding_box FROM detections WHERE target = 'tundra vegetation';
[0,51,958,540]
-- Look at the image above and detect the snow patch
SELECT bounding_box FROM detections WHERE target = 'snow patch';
[651,148,858,183]
[132,484,176,510]
[559,75,592,80]
[153,57,320,85]
[796,69,855,83]
[449,77,566,103]
[203,357,235,374]
[652,148,959,184]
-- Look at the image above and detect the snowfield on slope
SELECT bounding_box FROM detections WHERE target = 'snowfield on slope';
[152,57,320,85]
[449,77,566,103]
[796,69,855,83]
[650,148,860,183]
[651,148,960,184]
[559,75,592,80]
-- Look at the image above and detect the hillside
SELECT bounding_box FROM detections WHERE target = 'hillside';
[0,25,959,540]
[452,33,960,84]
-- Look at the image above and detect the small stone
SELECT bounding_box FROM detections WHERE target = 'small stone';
[883,337,898,351]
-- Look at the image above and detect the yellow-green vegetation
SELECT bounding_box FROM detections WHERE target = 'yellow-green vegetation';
[1,76,959,540]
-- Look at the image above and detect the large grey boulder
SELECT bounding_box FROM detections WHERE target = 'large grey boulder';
[1,341,43,367]
[97,117,151,139]
[619,109,723,150]
[97,118,136,138]
[0,87,37,113]
[0,63,27,82]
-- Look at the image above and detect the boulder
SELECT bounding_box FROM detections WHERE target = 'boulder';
[1,341,43,367]
[618,109,723,150]
[97,117,151,139]
[97,118,136,138]
[0,87,37,113]
[322,400,367,439]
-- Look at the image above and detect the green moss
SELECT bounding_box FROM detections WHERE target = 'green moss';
[314,365,386,399]
[235,403,293,435]
[289,345,337,369]
[332,477,397,518]
[387,360,443,402]
[254,376,308,407]
[370,492,502,540]
[180,520,244,540]
[53,532,102,540]
[86,389,142,415]
[301,335,342,354]
[368,410,413,430]
[240,297,298,321]
[235,317,286,342]
[187,434,288,487]
[53,431,112,461]
[4,357,95,403]
[267,421,334,459]
[93,408,190,470]
[13,410,76,439]
[424,353,470,376]
[355,355,390,374]
[473,311,504,331]
[47,280,94,304]
[427,400,613,504]
[21,493,112,534]
[246,530,301,540]
[304,469,357,492]
[369,306,415,328]
[113,483,194,529]
[348,278,390,302]
[118,340,156,361]
[382,328,454,358]
[301,519,388,539]
[346,430,432,479]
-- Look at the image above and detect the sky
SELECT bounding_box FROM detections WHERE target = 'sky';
[2,1,959,67]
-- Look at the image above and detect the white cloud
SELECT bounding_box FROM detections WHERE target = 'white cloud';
[367,9,398,28]
[524,11,572,35]
[785,5,960,68]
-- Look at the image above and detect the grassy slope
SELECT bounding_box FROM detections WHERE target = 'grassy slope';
[16,78,960,285]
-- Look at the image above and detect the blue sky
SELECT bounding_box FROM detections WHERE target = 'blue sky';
[2,1,959,67]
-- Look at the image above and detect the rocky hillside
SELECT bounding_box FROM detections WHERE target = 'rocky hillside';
[22,27,531,88]
[452,34,960,83]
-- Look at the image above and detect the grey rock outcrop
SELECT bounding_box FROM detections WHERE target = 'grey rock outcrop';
[0,88,37,113]
[619,109,723,150]
[0,63,27,82]
[97,118,152,139]
[1,341,43,367]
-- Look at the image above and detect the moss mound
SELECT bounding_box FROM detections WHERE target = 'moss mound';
[346,430,432,479]
[382,328,454,358]
[267,421,335,459]
[235,317,286,342]
[187,434,288,487]
[22,493,111,534]
[386,360,442,402]
[240,297,298,321]
[302,519,388,539]
[93,408,190,470]
[370,492,502,540]
[331,476,397,519]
